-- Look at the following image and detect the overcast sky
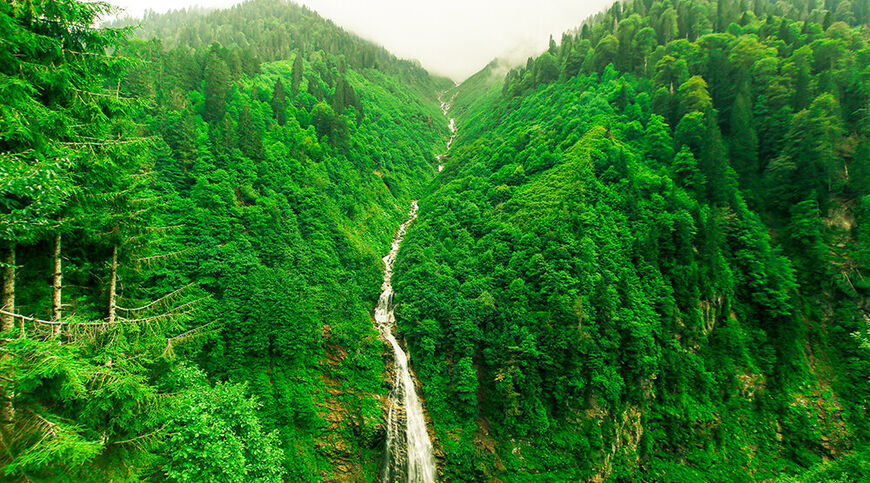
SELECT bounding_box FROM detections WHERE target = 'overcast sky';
[109,0,612,81]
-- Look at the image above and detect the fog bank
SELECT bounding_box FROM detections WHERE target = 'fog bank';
[109,0,613,81]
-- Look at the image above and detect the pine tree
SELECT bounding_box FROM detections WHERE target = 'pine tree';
[291,51,304,97]
[203,44,232,122]
[271,77,287,125]
[783,46,813,112]
[0,2,208,477]
[238,103,265,159]
[677,75,713,117]
[331,77,347,113]
[787,199,828,281]
[672,145,706,193]
[765,93,844,212]
[644,114,675,166]
[729,82,760,186]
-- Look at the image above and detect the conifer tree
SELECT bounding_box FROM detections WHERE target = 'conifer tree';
[0,2,209,477]
[271,77,287,125]
[644,114,675,166]
[203,44,232,122]
[291,51,304,97]
[766,93,844,212]
[729,82,760,185]
[238,103,265,159]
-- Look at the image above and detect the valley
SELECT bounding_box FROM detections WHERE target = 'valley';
[1,0,869,481]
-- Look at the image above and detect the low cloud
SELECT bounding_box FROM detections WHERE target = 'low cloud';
[109,0,613,81]
[300,0,612,81]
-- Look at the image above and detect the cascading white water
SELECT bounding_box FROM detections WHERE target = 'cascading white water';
[376,91,456,480]
[436,92,457,172]
[375,200,437,483]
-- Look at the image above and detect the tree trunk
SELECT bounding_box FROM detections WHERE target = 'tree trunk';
[1,244,15,333]
[0,244,13,437]
[51,233,62,337]
[108,244,118,325]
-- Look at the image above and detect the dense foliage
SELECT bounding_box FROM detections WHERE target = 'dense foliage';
[1,0,448,480]
[111,0,436,93]
[3,0,870,480]
[393,0,870,480]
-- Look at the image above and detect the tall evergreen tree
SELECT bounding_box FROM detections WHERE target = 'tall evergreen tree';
[203,44,232,122]
[271,77,287,125]
[238,103,265,159]
[291,51,304,97]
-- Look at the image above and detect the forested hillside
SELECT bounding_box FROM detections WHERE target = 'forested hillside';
[110,0,437,94]
[393,0,870,480]
[4,0,870,481]
[0,0,449,480]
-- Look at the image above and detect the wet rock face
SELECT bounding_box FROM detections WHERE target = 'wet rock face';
[316,331,388,482]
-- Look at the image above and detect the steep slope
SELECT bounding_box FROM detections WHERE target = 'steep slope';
[5,0,870,480]
[111,0,443,100]
[117,4,453,479]
[1,0,451,481]
[393,0,870,480]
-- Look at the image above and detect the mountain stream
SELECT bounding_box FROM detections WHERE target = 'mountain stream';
[377,89,459,482]
[376,201,437,483]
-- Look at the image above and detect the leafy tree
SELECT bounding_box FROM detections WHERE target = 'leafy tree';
[766,93,844,211]
[593,34,620,71]
[535,52,560,84]
[161,367,286,483]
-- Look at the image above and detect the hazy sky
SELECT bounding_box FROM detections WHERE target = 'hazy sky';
[109,0,612,81]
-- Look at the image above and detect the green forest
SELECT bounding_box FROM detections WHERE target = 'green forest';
[1,0,869,481]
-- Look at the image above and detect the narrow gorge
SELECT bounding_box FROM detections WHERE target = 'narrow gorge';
[375,88,460,483]
[436,91,457,172]
[375,201,437,483]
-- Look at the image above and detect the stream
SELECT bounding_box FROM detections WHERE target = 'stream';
[376,201,437,483]
[377,90,458,482]
[436,92,457,172]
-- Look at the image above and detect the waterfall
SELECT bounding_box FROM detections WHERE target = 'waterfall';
[436,92,457,172]
[376,200,437,483]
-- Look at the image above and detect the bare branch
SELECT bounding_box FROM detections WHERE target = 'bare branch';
[0,310,59,326]
[110,425,167,447]
[60,138,151,147]
[116,301,201,325]
[163,322,217,358]
[69,87,134,101]
[166,322,215,344]
[132,248,193,267]
[144,225,183,232]
[115,284,194,313]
